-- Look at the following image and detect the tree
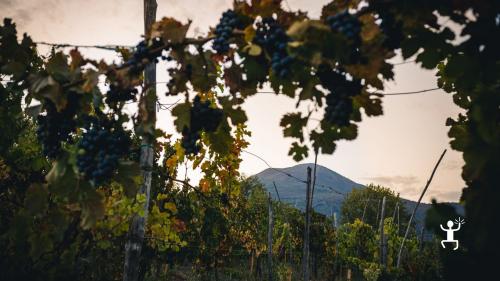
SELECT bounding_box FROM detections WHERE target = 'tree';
[341,184,408,230]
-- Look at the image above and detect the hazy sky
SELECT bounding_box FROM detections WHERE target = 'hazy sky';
[0,0,466,203]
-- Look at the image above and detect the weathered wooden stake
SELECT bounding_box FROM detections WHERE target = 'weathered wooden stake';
[123,1,157,281]
[375,198,381,226]
[361,198,369,223]
[379,196,387,268]
[397,149,447,268]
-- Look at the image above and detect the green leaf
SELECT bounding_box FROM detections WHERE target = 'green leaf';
[115,161,141,198]
[28,75,65,111]
[297,77,323,106]
[287,20,344,65]
[219,96,247,125]
[46,154,82,200]
[80,189,105,229]
[46,52,70,81]
[280,113,308,141]
[29,232,53,259]
[1,61,27,79]
[171,102,191,132]
[400,38,420,59]
[207,119,232,155]
[24,104,43,118]
[46,155,69,185]
[416,49,443,69]
[310,123,340,154]
[288,142,309,162]
[186,51,217,92]
[352,94,383,117]
[24,183,48,216]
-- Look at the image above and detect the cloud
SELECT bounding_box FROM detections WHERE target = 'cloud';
[427,188,463,202]
[442,159,464,171]
[364,175,420,188]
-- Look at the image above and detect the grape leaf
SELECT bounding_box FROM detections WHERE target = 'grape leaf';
[280,113,308,142]
[80,189,105,229]
[24,183,48,216]
[116,161,142,198]
[151,17,190,44]
[172,102,191,132]
[288,142,309,161]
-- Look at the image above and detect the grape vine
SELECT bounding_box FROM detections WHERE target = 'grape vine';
[76,116,131,186]
[213,10,241,54]
[326,10,361,44]
[181,96,223,155]
[254,17,293,78]
[317,65,362,127]
[36,97,78,159]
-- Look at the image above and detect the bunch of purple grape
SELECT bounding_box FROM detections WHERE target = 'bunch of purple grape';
[317,66,362,127]
[326,11,362,44]
[76,117,131,186]
[255,17,293,78]
[213,10,241,54]
[181,96,223,155]
[36,98,78,159]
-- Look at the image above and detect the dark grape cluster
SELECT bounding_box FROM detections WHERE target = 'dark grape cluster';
[213,10,241,54]
[105,83,139,105]
[127,38,164,74]
[181,127,201,155]
[76,117,131,186]
[255,17,293,78]
[36,99,77,159]
[326,11,362,43]
[181,96,223,155]
[378,13,403,50]
[317,66,362,127]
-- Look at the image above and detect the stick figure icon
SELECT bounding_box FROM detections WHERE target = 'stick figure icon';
[440,217,465,250]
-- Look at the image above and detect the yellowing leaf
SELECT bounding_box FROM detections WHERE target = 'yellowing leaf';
[82,70,99,93]
[151,17,190,44]
[164,202,177,213]
[244,26,256,42]
[248,44,262,56]
[199,178,210,193]
[359,14,380,42]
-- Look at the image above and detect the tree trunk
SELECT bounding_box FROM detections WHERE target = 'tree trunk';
[122,1,157,281]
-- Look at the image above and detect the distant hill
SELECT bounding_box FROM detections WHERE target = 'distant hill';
[254,163,462,225]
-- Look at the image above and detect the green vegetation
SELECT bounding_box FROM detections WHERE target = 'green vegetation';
[0,0,498,280]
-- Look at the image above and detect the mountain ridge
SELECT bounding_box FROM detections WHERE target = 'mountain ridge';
[254,163,461,225]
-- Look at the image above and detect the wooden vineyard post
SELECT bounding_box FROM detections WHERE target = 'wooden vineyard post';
[375,198,381,227]
[123,1,157,281]
[302,167,312,281]
[397,149,447,268]
[379,196,387,268]
[361,198,369,223]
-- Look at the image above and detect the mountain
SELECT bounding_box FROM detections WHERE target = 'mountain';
[254,163,462,225]
[255,163,363,217]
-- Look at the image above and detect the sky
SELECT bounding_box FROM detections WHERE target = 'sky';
[0,0,466,203]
